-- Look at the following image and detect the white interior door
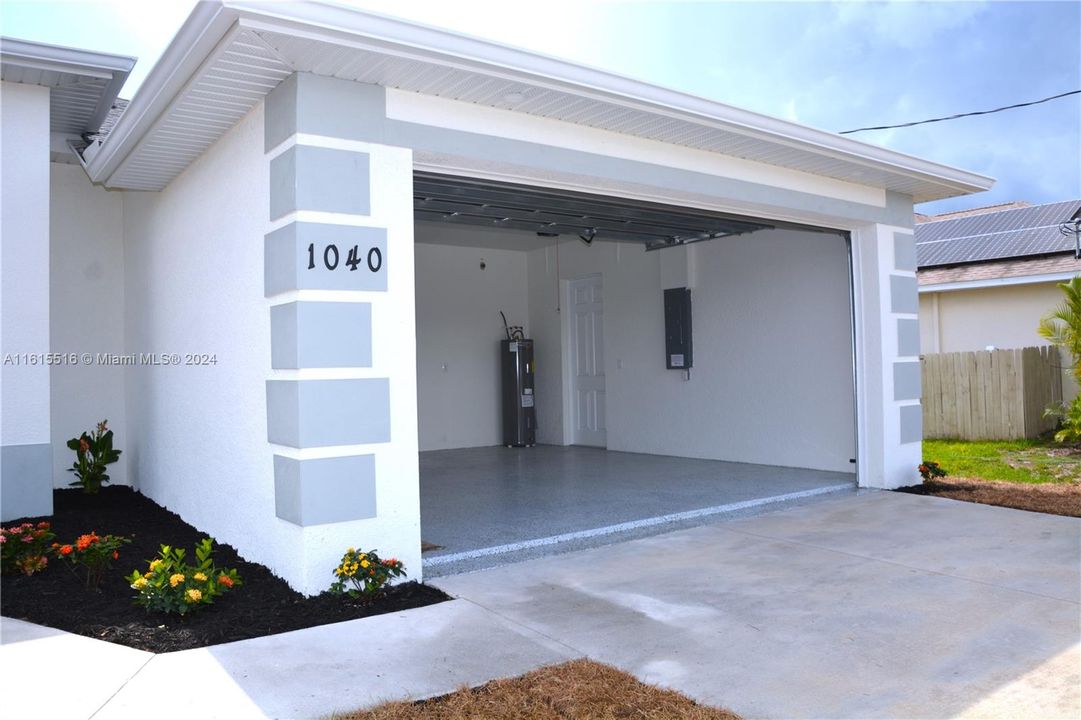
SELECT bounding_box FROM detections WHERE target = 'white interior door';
[569,275,606,447]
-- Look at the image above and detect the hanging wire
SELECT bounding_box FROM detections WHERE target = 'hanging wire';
[839,90,1081,134]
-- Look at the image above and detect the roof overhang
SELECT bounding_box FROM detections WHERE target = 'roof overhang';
[83,0,994,202]
[0,36,134,136]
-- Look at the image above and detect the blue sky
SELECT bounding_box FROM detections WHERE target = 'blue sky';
[2,0,1078,214]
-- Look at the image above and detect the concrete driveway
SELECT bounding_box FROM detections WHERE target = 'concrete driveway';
[2,490,1077,719]
[436,490,1080,719]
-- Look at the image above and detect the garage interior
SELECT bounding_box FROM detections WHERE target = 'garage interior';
[412,174,858,575]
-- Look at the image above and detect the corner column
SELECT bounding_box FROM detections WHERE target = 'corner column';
[851,223,922,489]
[264,73,419,594]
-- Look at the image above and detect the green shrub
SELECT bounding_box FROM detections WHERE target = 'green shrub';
[1046,396,1081,444]
[1,522,55,576]
[128,538,241,615]
[918,461,948,483]
[329,547,405,600]
[66,419,122,493]
[53,531,130,589]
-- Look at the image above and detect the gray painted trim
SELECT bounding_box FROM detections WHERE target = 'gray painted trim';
[897,318,920,357]
[890,275,919,314]
[1,443,53,521]
[273,454,377,526]
[264,71,298,152]
[266,379,391,448]
[899,404,923,445]
[287,74,914,228]
[271,301,373,369]
[894,232,916,271]
[264,222,388,296]
[893,361,921,402]
[269,145,371,220]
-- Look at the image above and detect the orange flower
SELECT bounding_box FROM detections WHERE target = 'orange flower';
[218,574,234,589]
[75,534,98,551]
[112,550,119,560]
[59,545,73,556]
[79,438,90,454]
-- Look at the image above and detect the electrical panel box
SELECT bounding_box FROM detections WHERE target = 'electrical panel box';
[501,339,536,447]
[664,287,692,369]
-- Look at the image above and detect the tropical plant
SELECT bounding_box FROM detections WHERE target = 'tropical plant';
[917,461,948,483]
[128,538,241,615]
[329,547,406,600]
[53,532,130,589]
[1038,277,1081,443]
[0,522,55,576]
[66,419,122,493]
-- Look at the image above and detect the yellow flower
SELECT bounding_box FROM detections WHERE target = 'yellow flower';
[361,560,370,569]
[132,577,148,590]
[169,573,185,587]
[149,559,163,571]
[193,572,207,582]
[185,588,203,603]
[347,547,355,554]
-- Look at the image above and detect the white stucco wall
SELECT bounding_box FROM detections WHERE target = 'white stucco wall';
[49,163,128,487]
[524,228,855,473]
[414,229,530,450]
[919,282,1069,353]
[1,81,50,448]
[121,103,305,582]
[1,80,53,520]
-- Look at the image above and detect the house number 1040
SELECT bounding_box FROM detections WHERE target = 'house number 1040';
[306,243,383,273]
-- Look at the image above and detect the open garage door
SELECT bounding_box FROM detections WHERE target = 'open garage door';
[411,173,858,574]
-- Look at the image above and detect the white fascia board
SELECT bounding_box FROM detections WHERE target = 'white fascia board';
[88,0,994,197]
[1,36,135,132]
[82,1,237,184]
[225,1,993,197]
[918,270,1080,293]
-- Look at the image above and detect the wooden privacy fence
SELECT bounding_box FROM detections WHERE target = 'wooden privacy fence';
[922,346,1064,440]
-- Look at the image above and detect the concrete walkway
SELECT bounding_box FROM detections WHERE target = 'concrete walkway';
[2,491,1078,719]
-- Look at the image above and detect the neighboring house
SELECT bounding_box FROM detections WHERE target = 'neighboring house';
[0,2,994,595]
[916,199,1081,354]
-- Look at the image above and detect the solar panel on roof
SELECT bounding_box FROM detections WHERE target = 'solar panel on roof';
[915,200,1081,267]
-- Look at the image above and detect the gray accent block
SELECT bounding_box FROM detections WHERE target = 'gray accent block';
[894,232,916,271]
[271,302,373,369]
[898,318,921,357]
[266,378,391,448]
[893,361,921,401]
[1,443,53,521]
[264,222,388,296]
[890,275,919,314]
[273,454,377,526]
[899,404,923,445]
[269,145,371,220]
[265,73,387,152]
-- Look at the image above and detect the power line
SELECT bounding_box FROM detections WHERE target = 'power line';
[839,89,1081,134]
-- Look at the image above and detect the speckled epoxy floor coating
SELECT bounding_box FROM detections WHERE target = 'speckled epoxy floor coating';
[420,445,854,575]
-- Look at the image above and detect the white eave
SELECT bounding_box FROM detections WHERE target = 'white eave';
[0,36,134,136]
[84,0,994,202]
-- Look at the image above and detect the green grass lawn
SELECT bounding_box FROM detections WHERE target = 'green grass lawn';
[923,439,1081,484]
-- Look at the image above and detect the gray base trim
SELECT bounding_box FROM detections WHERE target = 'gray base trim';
[1,443,53,521]
[424,483,853,567]
[890,275,919,314]
[893,361,921,401]
[898,318,920,357]
[265,222,388,296]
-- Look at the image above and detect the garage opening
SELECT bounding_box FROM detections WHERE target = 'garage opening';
[412,173,857,575]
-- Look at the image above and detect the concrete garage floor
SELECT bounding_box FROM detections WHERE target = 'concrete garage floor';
[8,491,1076,719]
[419,445,855,576]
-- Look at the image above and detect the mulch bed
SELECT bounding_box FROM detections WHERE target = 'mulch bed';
[896,477,1081,517]
[1,487,449,653]
[342,659,741,720]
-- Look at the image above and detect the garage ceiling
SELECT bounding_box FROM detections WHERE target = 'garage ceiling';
[414,173,775,251]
